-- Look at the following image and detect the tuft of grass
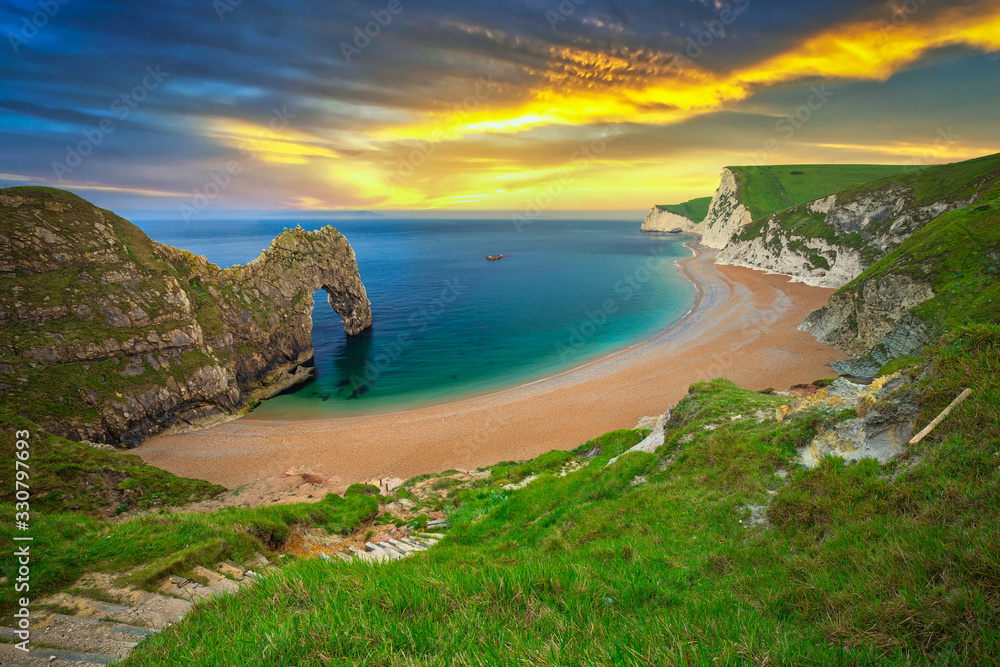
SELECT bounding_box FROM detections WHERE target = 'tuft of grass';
[344,483,381,498]
[877,355,924,376]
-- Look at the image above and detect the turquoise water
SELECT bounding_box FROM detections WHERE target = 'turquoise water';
[136,217,695,417]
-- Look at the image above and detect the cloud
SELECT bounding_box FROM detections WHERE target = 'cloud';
[1,0,999,213]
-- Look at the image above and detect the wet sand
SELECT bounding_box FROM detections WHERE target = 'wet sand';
[136,246,847,490]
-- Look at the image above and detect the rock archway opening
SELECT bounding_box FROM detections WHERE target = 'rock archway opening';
[306,288,375,401]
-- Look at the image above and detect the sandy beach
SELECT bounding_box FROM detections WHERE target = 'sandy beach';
[136,246,847,490]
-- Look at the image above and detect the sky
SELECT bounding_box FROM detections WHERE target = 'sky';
[1,0,999,219]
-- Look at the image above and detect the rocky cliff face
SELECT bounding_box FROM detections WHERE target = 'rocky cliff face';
[715,184,972,288]
[799,275,935,375]
[0,187,372,446]
[699,168,753,249]
[640,207,699,233]
[779,372,918,467]
[788,155,1000,373]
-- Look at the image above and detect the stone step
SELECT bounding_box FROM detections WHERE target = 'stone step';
[417,531,446,539]
[32,590,191,631]
[217,561,248,580]
[399,538,428,551]
[3,613,154,660]
[409,536,437,547]
[0,643,117,665]
[334,552,353,562]
[244,553,277,575]
[372,544,404,560]
[35,648,117,665]
[191,565,240,595]
[426,520,448,528]
[159,576,217,602]
[377,542,408,558]
[387,539,420,553]
[38,614,155,641]
[389,539,423,553]
[347,546,376,562]
[358,543,394,562]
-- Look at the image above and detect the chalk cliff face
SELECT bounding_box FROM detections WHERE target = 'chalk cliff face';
[640,207,699,233]
[699,168,753,249]
[716,185,972,288]
[0,187,372,446]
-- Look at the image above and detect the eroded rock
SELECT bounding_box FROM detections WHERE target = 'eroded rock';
[781,372,919,467]
[0,187,372,446]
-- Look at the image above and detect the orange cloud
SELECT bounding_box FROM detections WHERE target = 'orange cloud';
[386,1,1000,141]
[192,0,1000,210]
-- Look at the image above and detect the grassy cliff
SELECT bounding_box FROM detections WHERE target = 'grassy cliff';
[735,154,1000,261]
[790,154,1000,372]
[655,196,713,223]
[729,164,924,222]
[122,326,1000,666]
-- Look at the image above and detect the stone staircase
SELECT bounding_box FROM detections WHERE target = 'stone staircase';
[1,523,449,665]
[0,552,277,666]
[324,523,447,564]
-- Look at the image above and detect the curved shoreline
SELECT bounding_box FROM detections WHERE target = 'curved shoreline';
[136,246,847,490]
[252,239,702,423]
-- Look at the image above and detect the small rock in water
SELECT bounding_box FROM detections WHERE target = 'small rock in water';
[486,254,504,261]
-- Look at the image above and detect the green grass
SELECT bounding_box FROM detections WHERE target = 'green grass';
[730,164,924,221]
[655,196,712,223]
[0,409,224,515]
[120,327,1000,665]
[877,355,925,377]
[0,492,378,615]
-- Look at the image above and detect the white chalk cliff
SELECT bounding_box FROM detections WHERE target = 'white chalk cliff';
[640,207,700,233]
[699,168,753,249]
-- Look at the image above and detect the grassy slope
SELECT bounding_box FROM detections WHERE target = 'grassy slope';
[730,164,924,221]
[0,408,225,516]
[0,410,378,615]
[126,327,1000,666]
[655,197,713,223]
[0,482,377,615]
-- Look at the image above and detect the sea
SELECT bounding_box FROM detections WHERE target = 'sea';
[134,216,695,418]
